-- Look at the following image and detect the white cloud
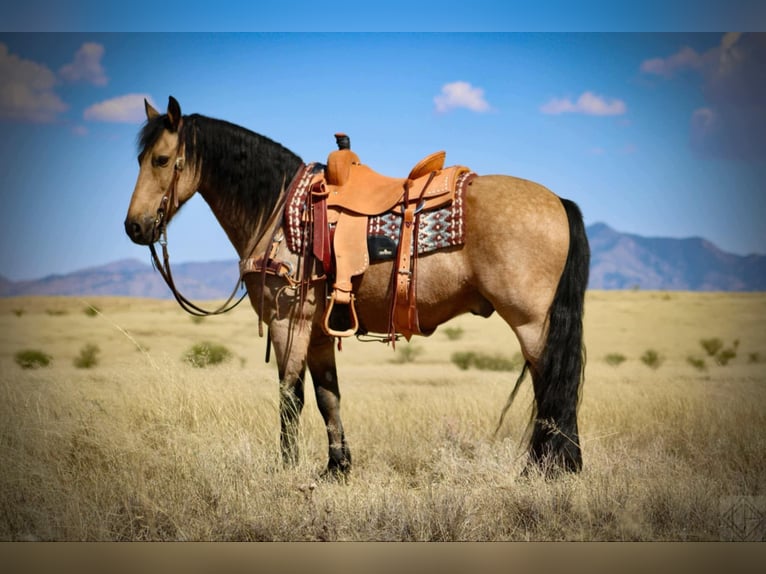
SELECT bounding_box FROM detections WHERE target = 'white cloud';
[640,46,703,77]
[0,43,68,122]
[84,94,154,123]
[540,91,627,116]
[59,42,108,86]
[642,33,745,78]
[434,81,491,113]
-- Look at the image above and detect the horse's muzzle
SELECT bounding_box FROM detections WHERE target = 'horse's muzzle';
[124,214,158,245]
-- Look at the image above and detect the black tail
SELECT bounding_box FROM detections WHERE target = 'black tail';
[528,198,589,473]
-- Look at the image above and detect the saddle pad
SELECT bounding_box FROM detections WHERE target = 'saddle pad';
[367,170,474,256]
[285,168,475,257]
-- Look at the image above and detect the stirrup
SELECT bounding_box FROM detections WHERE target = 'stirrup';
[322,291,359,338]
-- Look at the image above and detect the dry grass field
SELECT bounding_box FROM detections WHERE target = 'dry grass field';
[0,291,764,541]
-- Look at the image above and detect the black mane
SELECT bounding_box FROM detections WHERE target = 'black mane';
[137,113,304,227]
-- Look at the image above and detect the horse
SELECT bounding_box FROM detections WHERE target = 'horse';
[124,96,589,478]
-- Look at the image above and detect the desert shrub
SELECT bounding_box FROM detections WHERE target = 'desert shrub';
[443,326,464,341]
[74,344,101,369]
[392,343,424,364]
[12,308,24,317]
[183,341,232,368]
[451,351,522,372]
[604,353,626,367]
[45,309,68,316]
[698,337,743,366]
[748,352,760,364]
[686,356,707,371]
[451,351,475,370]
[640,349,664,369]
[15,349,52,369]
[83,305,100,317]
[716,347,737,366]
[190,316,205,325]
[700,338,723,357]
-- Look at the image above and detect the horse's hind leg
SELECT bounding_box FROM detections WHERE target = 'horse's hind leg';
[502,199,588,474]
[307,331,351,478]
[508,319,583,475]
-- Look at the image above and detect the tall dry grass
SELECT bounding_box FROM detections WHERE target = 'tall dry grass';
[1,292,764,540]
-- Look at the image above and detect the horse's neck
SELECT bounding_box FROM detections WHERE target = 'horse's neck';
[197,166,294,261]
[189,118,302,260]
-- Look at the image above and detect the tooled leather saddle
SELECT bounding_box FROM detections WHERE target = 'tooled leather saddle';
[310,134,472,340]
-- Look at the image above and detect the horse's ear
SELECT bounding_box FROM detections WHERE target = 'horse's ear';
[167,96,182,132]
[145,99,160,120]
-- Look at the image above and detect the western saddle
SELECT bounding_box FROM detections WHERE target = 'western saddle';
[308,134,470,341]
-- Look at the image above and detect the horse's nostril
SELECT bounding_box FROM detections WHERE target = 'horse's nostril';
[125,219,143,241]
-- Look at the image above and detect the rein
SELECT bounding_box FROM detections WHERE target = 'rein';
[149,242,248,317]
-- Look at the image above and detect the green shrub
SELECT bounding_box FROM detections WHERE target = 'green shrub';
[183,341,233,368]
[15,349,52,369]
[604,353,626,367]
[83,305,99,317]
[74,344,100,369]
[640,349,664,369]
[443,326,464,341]
[716,347,737,366]
[686,356,707,371]
[451,351,475,370]
[392,343,424,364]
[450,351,523,372]
[700,338,723,357]
[45,309,68,316]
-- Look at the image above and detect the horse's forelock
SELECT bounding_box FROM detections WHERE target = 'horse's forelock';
[136,115,168,161]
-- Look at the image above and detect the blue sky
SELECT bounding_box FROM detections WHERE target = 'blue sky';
[1,10,765,281]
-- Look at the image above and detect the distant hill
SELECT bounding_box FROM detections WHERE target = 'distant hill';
[0,258,242,299]
[1,224,764,298]
[587,223,766,291]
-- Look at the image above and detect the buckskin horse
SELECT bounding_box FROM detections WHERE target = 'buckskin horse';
[124,96,589,477]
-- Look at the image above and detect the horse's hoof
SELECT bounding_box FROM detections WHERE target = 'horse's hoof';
[320,463,351,483]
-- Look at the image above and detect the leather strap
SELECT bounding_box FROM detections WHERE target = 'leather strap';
[389,170,437,341]
[312,188,332,274]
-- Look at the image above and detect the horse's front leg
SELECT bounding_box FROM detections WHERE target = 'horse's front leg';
[307,331,351,478]
[268,318,311,468]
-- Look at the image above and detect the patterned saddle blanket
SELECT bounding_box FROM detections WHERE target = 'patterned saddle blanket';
[285,166,473,258]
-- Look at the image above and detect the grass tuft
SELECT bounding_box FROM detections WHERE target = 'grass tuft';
[183,341,233,368]
[392,343,424,364]
[640,349,664,369]
[605,353,626,367]
[14,349,52,369]
[74,344,100,369]
[443,326,464,341]
[451,351,523,371]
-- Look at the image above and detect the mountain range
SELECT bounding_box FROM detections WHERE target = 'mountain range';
[1,223,764,298]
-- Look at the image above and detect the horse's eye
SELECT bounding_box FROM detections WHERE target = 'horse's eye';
[153,155,170,168]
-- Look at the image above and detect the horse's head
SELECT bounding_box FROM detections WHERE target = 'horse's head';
[124,96,198,245]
